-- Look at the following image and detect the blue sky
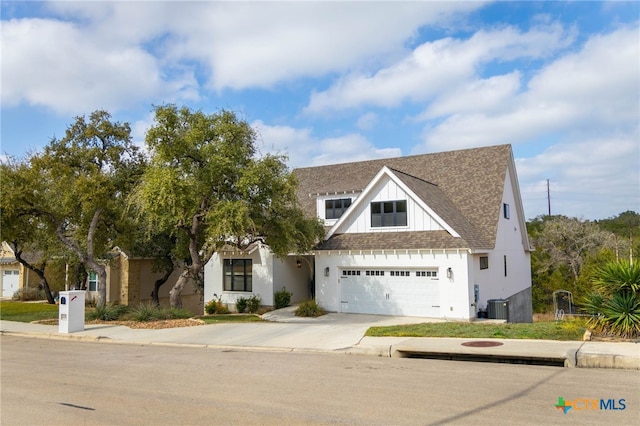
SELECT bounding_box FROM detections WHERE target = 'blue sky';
[2,1,638,220]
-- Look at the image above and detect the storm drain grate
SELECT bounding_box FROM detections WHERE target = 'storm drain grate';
[400,352,566,367]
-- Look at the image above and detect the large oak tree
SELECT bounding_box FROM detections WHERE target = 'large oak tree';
[11,111,146,307]
[132,105,324,308]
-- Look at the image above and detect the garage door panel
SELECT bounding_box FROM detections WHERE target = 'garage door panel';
[340,269,440,317]
[340,275,388,315]
[2,270,20,298]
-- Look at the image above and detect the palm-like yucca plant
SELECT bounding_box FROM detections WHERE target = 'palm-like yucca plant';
[600,292,640,338]
[582,261,640,338]
[592,261,640,295]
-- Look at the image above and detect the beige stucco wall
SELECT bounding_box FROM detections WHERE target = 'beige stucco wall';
[114,255,203,314]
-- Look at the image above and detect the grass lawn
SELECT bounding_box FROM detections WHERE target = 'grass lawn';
[0,301,59,322]
[199,314,264,324]
[366,319,587,341]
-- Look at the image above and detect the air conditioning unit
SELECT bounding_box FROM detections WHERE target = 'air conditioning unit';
[487,299,508,320]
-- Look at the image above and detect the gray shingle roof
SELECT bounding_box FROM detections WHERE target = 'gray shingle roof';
[294,144,512,250]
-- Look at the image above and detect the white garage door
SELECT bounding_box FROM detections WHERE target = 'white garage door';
[2,270,20,298]
[339,268,440,317]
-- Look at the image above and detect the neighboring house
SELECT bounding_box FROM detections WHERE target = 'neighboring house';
[0,242,40,298]
[86,250,203,314]
[204,144,533,322]
[0,241,203,313]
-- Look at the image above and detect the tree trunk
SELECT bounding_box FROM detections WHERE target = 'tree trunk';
[10,243,55,304]
[82,259,108,307]
[151,268,173,306]
[94,265,108,308]
[169,269,192,308]
[38,277,55,304]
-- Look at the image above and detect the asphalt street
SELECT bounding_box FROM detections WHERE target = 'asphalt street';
[2,336,638,426]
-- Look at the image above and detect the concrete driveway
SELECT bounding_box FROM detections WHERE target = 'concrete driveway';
[88,306,444,350]
[1,306,442,351]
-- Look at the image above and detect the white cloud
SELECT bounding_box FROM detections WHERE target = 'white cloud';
[419,72,522,120]
[305,22,574,113]
[186,2,484,91]
[252,121,401,168]
[2,2,485,114]
[1,18,197,114]
[420,24,639,152]
[517,135,639,219]
[356,112,378,131]
[253,121,315,166]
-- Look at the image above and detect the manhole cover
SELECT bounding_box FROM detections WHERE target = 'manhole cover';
[461,341,504,347]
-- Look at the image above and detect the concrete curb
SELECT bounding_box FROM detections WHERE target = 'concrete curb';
[3,327,638,370]
[576,342,640,369]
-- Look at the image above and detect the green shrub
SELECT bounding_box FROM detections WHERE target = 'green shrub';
[129,302,162,321]
[12,287,45,301]
[165,307,192,319]
[205,297,229,314]
[274,287,292,309]
[235,297,248,313]
[294,299,326,317]
[88,303,128,321]
[246,295,261,313]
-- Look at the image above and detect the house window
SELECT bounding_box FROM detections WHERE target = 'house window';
[223,259,252,292]
[416,271,438,278]
[325,198,352,220]
[88,271,98,292]
[390,270,410,277]
[503,255,508,277]
[342,270,361,276]
[480,256,489,270]
[371,200,407,227]
[365,270,385,276]
[503,203,510,219]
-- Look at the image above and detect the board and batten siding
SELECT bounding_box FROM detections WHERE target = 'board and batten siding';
[332,176,445,234]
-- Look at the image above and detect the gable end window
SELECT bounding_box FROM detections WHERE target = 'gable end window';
[480,256,489,270]
[371,200,407,227]
[503,203,510,219]
[223,259,252,292]
[325,198,352,220]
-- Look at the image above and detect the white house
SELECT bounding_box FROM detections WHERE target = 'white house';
[204,144,533,322]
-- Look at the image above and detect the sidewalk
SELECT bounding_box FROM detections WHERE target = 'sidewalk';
[1,308,638,369]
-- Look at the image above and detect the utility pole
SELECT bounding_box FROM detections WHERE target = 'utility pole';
[547,179,551,216]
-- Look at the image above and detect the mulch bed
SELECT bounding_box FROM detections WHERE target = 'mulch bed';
[32,318,205,329]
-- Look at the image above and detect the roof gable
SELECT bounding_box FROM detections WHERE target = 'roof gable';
[294,144,512,248]
[326,166,459,239]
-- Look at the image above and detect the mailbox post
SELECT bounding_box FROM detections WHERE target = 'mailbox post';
[58,290,85,333]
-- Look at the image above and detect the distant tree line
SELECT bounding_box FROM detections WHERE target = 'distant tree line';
[527,211,639,313]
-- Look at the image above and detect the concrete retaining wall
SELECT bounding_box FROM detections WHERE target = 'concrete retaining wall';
[507,286,533,323]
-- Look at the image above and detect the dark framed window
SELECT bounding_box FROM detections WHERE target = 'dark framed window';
[325,198,352,220]
[480,256,489,270]
[503,255,508,277]
[88,271,98,291]
[223,259,252,292]
[503,203,510,219]
[371,200,407,227]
